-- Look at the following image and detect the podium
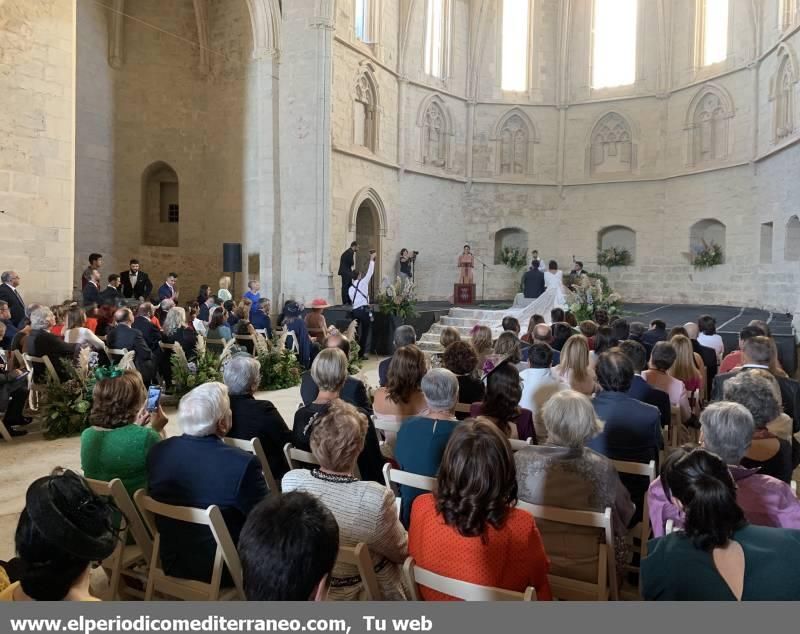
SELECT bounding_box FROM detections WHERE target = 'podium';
[454,284,476,305]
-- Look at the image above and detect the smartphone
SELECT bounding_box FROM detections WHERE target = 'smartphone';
[146,386,162,412]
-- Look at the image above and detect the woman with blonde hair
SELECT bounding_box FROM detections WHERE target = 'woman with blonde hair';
[669,334,703,397]
[283,399,407,600]
[216,276,232,302]
[162,306,198,358]
[63,307,105,350]
[439,326,461,350]
[553,335,595,396]
[470,325,493,370]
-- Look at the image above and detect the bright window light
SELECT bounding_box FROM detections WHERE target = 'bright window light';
[501,0,530,92]
[592,0,638,89]
[354,0,367,41]
[703,0,728,66]
[424,0,445,78]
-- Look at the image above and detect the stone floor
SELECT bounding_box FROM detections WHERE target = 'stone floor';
[0,357,385,561]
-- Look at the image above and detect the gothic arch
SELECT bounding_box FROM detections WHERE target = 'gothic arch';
[416,94,454,168]
[354,64,380,151]
[685,83,735,167]
[348,187,388,236]
[585,111,638,176]
[242,0,281,59]
[771,43,799,143]
[492,108,537,177]
[141,161,180,248]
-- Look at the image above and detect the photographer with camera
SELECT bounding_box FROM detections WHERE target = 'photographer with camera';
[399,248,418,282]
[349,249,377,360]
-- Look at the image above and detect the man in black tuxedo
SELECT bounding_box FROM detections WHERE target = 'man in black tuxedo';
[107,308,155,384]
[0,271,25,327]
[522,260,546,299]
[338,242,358,305]
[120,259,153,300]
[300,333,372,414]
[619,340,671,428]
[82,269,101,307]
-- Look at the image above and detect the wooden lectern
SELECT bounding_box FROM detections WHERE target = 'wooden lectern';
[454,284,476,306]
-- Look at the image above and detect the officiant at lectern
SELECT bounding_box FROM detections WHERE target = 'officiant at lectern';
[458,245,474,284]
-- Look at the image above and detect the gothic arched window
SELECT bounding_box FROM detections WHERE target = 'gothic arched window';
[592,0,638,89]
[686,85,733,166]
[496,113,532,176]
[590,113,635,175]
[421,100,447,167]
[354,68,379,152]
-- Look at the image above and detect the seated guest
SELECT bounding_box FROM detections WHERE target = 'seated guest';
[550,322,573,352]
[0,337,30,436]
[197,287,215,322]
[300,334,371,413]
[155,298,174,326]
[187,303,206,336]
[81,369,168,495]
[470,325,494,371]
[207,306,233,343]
[107,308,155,385]
[564,312,578,328]
[62,307,104,350]
[161,307,199,384]
[224,300,239,329]
[578,320,598,348]
[610,319,630,343]
[648,402,800,537]
[628,321,646,346]
[591,325,616,360]
[249,298,273,339]
[224,354,292,483]
[683,321,718,386]
[697,314,724,362]
[408,419,552,601]
[283,400,408,600]
[0,301,18,349]
[531,323,560,365]
[373,345,428,423]
[521,315,545,344]
[719,325,763,374]
[550,308,565,323]
[643,342,692,423]
[553,334,595,396]
[217,276,232,302]
[618,340,670,428]
[281,301,313,368]
[24,307,78,382]
[132,302,162,353]
[0,470,116,601]
[516,390,634,583]
[292,348,384,483]
[49,303,69,337]
[232,316,258,355]
[593,309,609,327]
[642,448,800,601]
[588,351,662,467]
[147,382,267,583]
[395,369,460,527]
[502,316,521,336]
[669,334,704,397]
[439,326,461,350]
[641,319,667,354]
[723,371,793,483]
[304,298,329,344]
[378,325,416,387]
[239,492,339,601]
[441,341,484,416]
[519,343,566,443]
[469,361,533,441]
[494,331,525,372]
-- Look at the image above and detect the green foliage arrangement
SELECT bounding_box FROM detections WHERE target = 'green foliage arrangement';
[170,350,223,398]
[258,343,302,391]
[499,246,528,272]
[567,272,623,322]
[692,240,724,269]
[40,350,103,439]
[377,276,418,319]
[347,338,363,375]
[597,246,632,268]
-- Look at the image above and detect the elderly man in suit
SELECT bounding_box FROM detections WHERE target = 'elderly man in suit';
[0,301,18,350]
[106,307,155,384]
[120,259,153,300]
[522,260,546,299]
[24,307,78,382]
[0,271,25,327]
[338,241,358,305]
[132,302,162,354]
[147,382,267,583]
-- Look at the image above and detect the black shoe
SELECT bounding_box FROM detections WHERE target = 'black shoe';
[7,428,27,437]
[5,417,32,427]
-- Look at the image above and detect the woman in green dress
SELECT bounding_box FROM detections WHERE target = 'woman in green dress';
[642,446,800,600]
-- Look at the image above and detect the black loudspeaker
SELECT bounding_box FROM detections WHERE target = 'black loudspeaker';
[223,243,242,273]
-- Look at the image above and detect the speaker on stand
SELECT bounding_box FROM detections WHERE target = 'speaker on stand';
[223,243,243,296]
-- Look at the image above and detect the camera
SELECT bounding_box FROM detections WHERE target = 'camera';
[369,249,376,255]
[413,250,420,255]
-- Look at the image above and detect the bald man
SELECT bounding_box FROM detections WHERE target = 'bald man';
[532,323,560,366]
[106,307,154,383]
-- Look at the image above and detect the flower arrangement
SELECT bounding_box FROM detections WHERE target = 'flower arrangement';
[567,273,623,322]
[170,340,224,398]
[257,340,302,390]
[377,276,418,319]
[692,240,724,269]
[597,246,632,268]
[40,349,104,439]
[499,246,528,272]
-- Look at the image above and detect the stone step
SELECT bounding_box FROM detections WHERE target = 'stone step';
[440,316,484,327]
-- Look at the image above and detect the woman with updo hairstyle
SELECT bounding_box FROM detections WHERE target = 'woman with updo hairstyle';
[641,448,800,600]
[441,340,485,415]
[80,369,168,495]
[0,469,118,601]
[469,362,533,440]
[282,399,407,600]
[373,344,428,421]
[408,419,552,601]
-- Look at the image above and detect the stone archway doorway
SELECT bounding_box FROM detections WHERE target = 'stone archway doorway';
[354,200,381,299]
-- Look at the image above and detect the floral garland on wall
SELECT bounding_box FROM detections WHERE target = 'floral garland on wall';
[597,246,632,268]
[692,240,724,269]
[499,246,528,272]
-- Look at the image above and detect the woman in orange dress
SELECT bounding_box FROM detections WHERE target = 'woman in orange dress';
[457,245,474,285]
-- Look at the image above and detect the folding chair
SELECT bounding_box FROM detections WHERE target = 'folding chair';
[337,543,383,600]
[517,501,617,601]
[110,349,135,370]
[84,478,153,600]
[223,436,281,496]
[233,335,256,356]
[454,403,472,416]
[509,437,535,452]
[382,464,436,517]
[611,459,656,565]
[372,416,403,435]
[205,338,226,354]
[22,352,59,410]
[403,557,537,601]
[133,491,245,601]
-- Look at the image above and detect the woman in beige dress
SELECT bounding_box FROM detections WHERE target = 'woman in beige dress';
[458,245,474,285]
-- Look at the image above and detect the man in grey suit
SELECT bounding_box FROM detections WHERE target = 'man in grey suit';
[522,260,546,299]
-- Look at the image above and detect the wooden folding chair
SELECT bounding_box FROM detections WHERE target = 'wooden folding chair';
[372,416,403,435]
[454,403,472,416]
[233,335,256,356]
[668,405,681,448]
[205,338,226,354]
[223,436,281,496]
[611,459,656,565]
[403,557,537,601]
[382,464,436,517]
[22,352,59,410]
[337,543,383,600]
[509,437,535,452]
[517,501,617,601]
[283,443,361,478]
[84,478,153,600]
[133,491,245,601]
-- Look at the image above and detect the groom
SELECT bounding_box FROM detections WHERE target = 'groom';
[522,260,546,299]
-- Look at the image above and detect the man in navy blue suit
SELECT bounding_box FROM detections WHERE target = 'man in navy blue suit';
[158,272,179,302]
[618,339,671,428]
[147,382,267,584]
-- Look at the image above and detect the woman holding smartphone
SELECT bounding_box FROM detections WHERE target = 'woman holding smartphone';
[80,369,168,496]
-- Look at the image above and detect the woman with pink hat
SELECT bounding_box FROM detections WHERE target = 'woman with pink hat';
[305,298,330,344]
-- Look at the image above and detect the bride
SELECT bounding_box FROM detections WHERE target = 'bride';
[544,260,568,309]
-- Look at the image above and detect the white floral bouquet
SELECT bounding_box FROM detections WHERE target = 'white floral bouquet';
[377,276,418,319]
[568,273,623,322]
